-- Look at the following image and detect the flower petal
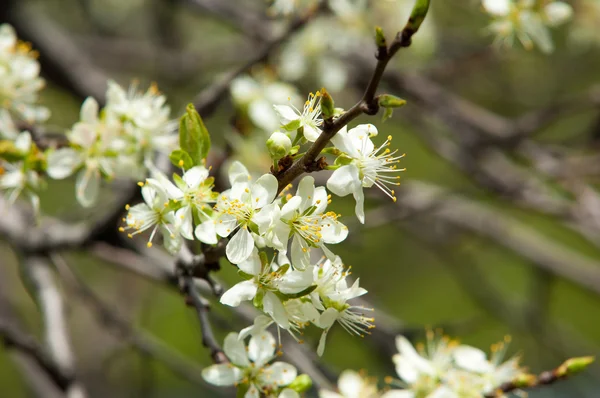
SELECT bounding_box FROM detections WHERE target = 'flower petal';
[338,370,365,398]
[327,165,360,197]
[226,227,255,264]
[248,330,276,367]
[195,220,218,244]
[259,362,297,388]
[252,174,278,209]
[224,332,250,367]
[201,364,242,386]
[263,291,290,330]
[76,168,101,207]
[220,280,258,307]
[46,148,81,179]
[229,161,250,186]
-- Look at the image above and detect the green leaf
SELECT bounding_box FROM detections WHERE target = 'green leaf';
[253,289,265,309]
[169,149,194,169]
[382,107,394,122]
[288,374,313,393]
[238,270,255,280]
[179,103,211,165]
[320,88,335,120]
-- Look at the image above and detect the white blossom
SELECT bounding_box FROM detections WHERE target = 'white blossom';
[214,161,278,264]
[202,331,298,397]
[328,124,404,223]
[0,24,49,126]
[274,91,323,142]
[122,183,181,253]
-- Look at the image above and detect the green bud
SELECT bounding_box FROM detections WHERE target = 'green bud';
[378,94,407,109]
[512,373,537,388]
[557,356,595,377]
[266,132,292,160]
[179,103,211,165]
[320,88,335,120]
[375,26,387,48]
[404,0,431,36]
[288,374,312,393]
[169,149,194,170]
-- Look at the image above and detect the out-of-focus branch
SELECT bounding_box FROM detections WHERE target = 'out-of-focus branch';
[184,0,271,41]
[50,253,224,393]
[397,181,600,297]
[192,1,326,117]
[22,255,88,398]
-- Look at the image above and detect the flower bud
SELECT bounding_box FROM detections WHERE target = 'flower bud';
[320,88,335,120]
[288,374,312,393]
[557,356,595,377]
[266,132,292,160]
[375,26,387,49]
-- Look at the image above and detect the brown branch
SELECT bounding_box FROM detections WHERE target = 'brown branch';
[275,12,422,191]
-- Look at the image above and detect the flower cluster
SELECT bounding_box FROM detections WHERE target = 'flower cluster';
[320,333,524,398]
[47,81,178,207]
[202,331,303,398]
[0,24,48,212]
[0,24,49,132]
[482,0,573,53]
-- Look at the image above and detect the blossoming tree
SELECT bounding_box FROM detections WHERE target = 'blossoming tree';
[0,0,598,397]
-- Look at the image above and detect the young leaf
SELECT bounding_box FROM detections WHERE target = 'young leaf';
[169,149,194,169]
[179,103,211,165]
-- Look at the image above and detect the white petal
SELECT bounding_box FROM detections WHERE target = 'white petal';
[453,345,493,373]
[544,2,573,26]
[327,165,360,197]
[278,389,300,398]
[215,214,238,237]
[238,315,274,341]
[249,99,280,132]
[226,227,255,264]
[380,390,415,398]
[245,384,260,398]
[320,218,348,244]
[220,280,258,307]
[296,176,315,210]
[274,105,300,124]
[347,124,376,155]
[280,196,302,219]
[229,161,250,185]
[317,326,332,357]
[80,97,99,124]
[260,362,297,387]
[238,249,262,276]
[313,186,328,214]
[195,220,218,244]
[290,235,309,270]
[338,370,365,398]
[76,168,101,207]
[251,174,278,209]
[482,0,510,16]
[248,330,276,367]
[319,390,344,398]
[352,186,365,224]
[278,268,314,294]
[201,364,242,386]
[46,148,81,179]
[303,124,322,142]
[224,333,250,367]
[318,308,339,330]
[175,207,194,240]
[263,291,290,330]
[183,166,208,188]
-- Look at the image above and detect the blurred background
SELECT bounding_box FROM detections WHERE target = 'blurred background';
[1,0,600,396]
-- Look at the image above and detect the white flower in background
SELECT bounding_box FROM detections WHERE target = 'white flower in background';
[392,334,454,395]
[452,336,523,395]
[274,91,323,142]
[146,165,218,244]
[202,331,298,397]
[46,97,122,207]
[215,161,278,264]
[220,249,314,329]
[122,183,181,253]
[328,124,404,223]
[319,370,380,398]
[0,131,42,213]
[265,176,348,270]
[0,24,49,125]
[0,109,19,139]
[230,74,301,133]
[481,0,573,53]
[311,257,372,356]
